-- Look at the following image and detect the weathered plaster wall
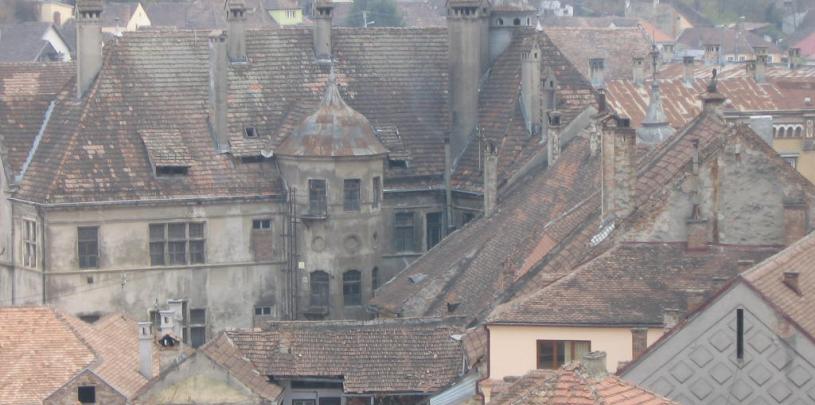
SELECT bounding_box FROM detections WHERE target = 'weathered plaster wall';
[134,352,271,405]
[45,370,126,405]
[487,324,664,379]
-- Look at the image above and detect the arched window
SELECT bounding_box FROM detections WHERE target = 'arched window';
[796,126,803,137]
[343,270,361,306]
[372,267,380,291]
[497,18,504,25]
[513,18,521,26]
[310,271,329,308]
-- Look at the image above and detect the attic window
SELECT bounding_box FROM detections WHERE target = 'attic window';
[156,166,189,176]
[78,386,95,404]
[244,127,258,138]
[388,159,408,169]
[240,156,265,164]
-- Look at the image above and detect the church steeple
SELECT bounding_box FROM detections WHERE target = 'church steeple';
[637,45,675,144]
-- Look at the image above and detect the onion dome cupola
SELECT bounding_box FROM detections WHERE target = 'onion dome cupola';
[276,71,388,158]
[637,45,676,145]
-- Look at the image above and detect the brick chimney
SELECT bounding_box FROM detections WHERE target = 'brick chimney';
[138,321,153,379]
[783,199,808,246]
[226,0,247,62]
[313,0,334,62]
[581,351,607,377]
[590,58,605,88]
[632,56,645,86]
[448,0,489,161]
[547,110,561,167]
[75,0,103,98]
[704,43,720,66]
[686,218,709,251]
[483,141,498,216]
[789,48,801,70]
[683,55,694,85]
[208,30,229,152]
[521,41,541,135]
[602,116,636,217]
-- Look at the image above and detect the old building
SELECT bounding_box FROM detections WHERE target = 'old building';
[0,0,601,335]
[0,307,159,404]
[0,22,72,62]
[372,79,815,390]
[621,230,815,404]
[133,317,478,405]
[101,2,151,34]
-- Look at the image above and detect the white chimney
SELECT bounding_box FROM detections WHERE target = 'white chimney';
[138,321,153,379]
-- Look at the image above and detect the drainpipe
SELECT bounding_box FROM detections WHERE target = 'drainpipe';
[10,199,14,304]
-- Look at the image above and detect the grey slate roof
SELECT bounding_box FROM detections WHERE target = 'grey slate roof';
[0,22,54,62]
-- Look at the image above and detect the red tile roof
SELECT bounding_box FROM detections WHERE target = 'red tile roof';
[543,27,652,82]
[489,364,678,405]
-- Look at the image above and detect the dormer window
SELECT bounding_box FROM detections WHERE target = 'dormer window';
[244,127,258,138]
[388,159,408,169]
[139,129,193,178]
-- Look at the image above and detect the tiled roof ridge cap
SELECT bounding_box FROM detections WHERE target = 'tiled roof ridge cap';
[53,309,105,372]
[251,316,467,329]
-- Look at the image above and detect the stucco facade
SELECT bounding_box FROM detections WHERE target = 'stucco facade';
[487,324,664,379]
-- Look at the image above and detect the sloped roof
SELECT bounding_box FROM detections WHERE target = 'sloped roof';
[489,364,678,405]
[145,0,271,29]
[543,27,652,82]
[743,230,815,339]
[0,62,74,179]
[225,317,467,394]
[677,26,782,55]
[657,61,815,81]
[0,307,96,405]
[61,313,160,399]
[0,22,53,62]
[199,333,284,401]
[796,31,815,57]
[102,2,140,27]
[488,243,779,325]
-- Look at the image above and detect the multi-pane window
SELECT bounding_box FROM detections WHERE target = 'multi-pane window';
[189,308,206,348]
[372,176,381,209]
[308,179,327,216]
[343,179,361,211]
[149,223,205,266]
[78,226,99,269]
[252,219,272,229]
[23,219,37,268]
[536,340,591,369]
[310,271,329,308]
[343,270,362,306]
[254,306,272,315]
[393,212,415,252]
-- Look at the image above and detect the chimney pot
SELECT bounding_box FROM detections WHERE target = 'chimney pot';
[581,351,607,378]
[313,0,334,62]
[783,272,801,294]
[483,141,498,216]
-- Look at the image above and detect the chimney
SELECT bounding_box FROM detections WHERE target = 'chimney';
[685,289,706,312]
[226,0,247,62]
[590,58,605,88]
[447,0,488,160]
[159,309,177,339]
[663,308,681,329]
[208,30,229,152]
[483,141,498,216]
[662,43,675,63]
[521,41,542,135]
[683,55,695,85]
[581,351,607,378]
[632,57,645,85]
[631,328,648,359]
[75,0,103,98]
[547,111,561,166]
[783,199,808,246]
[686,218,709,251]
[783,272,801,295]
[313,0,334,62]
[701,69,726,112]
[754,53,767,83]
[138,321,153,379]
[789,48,801,70]
[603,117,636,217]
[704,43,720,66]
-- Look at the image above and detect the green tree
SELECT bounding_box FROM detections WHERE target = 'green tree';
[345,0,404,27]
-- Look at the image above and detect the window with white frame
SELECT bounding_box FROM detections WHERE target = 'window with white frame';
[23,219,37,268]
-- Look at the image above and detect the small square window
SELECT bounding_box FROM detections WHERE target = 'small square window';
[254,306,272,315]
[244,127,258,138]
[78,386,95,403]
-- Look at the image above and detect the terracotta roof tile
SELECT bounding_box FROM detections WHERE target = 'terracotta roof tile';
[542,27,652,82]
[199,333,283,400]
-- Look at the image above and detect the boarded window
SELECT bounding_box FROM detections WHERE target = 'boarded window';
[78,226,99,269]
[343,270,362,306]
[393,213,415,252]
[537,340,591,369]
[372,176,381,209]
[310,271,330,308]
[149,223,206,266]
[308,179,327,216]
[343,179,361,211]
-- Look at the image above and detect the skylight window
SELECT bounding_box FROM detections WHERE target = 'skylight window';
[244,127,258,138]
